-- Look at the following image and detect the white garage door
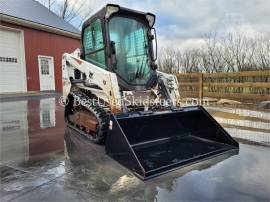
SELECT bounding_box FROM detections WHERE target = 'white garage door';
[0,28,26,93]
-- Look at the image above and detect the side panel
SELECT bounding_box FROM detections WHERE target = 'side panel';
[62,53,122,110]
[106,115,145,178]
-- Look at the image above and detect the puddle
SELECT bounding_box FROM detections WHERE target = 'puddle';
[0,95,269,201]
[0,96,65,165]
[60,128,270,201]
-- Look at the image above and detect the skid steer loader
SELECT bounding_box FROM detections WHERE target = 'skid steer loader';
[62,4,239,180]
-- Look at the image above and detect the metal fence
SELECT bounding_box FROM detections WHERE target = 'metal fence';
[176,70,270,101]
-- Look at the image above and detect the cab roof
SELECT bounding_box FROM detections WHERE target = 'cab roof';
[82,4,155,30]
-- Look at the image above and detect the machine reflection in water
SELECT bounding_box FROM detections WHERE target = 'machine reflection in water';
[64,127,238,201]
[0,97,64,164]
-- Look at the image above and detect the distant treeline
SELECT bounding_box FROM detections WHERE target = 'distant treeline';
[158,32,270,73]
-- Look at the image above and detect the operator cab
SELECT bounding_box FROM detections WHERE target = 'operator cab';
[81,4,157,91]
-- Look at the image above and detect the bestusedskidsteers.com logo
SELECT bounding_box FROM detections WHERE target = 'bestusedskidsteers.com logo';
[58,95,210,108]
[59,96,69,107]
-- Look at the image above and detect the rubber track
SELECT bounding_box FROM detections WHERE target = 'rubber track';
[69,91,111,143]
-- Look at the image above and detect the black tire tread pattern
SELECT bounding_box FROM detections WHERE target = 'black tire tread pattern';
[69,91,111,144]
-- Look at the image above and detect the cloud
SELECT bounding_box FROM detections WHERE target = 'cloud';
[106,0,270,49]
[158,36,205,51]
[37,0,270,49]
[154,0,270,48]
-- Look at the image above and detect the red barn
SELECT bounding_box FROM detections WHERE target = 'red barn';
[0,0,80,93]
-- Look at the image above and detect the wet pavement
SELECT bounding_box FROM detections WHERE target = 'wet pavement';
[0,94,269,201]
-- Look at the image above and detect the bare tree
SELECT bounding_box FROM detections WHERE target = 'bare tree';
[48,0,56,10]
[37,0,93,28]
[59,0,93,27]
[181,49,201,73]
[158,48,181,73]
[203,33,226,72]
[158,31,269,73]
[220,32,258,72]
[254,34,270,70]
[219,34,236,72]
[37,0,56,10]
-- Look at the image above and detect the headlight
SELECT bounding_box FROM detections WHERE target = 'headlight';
[105,5,120,18]
[146,14,155,27]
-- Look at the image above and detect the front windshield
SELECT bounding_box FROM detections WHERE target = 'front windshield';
[109,17,153,86]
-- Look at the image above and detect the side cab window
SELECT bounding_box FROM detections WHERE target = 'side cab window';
[83,19,106,69]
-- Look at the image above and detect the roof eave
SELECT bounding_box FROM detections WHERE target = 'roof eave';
[0,14,81,39]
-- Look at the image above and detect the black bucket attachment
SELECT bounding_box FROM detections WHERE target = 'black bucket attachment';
[106,106,239,180]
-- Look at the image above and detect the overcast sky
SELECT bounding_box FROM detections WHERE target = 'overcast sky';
[39,0,270,50]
